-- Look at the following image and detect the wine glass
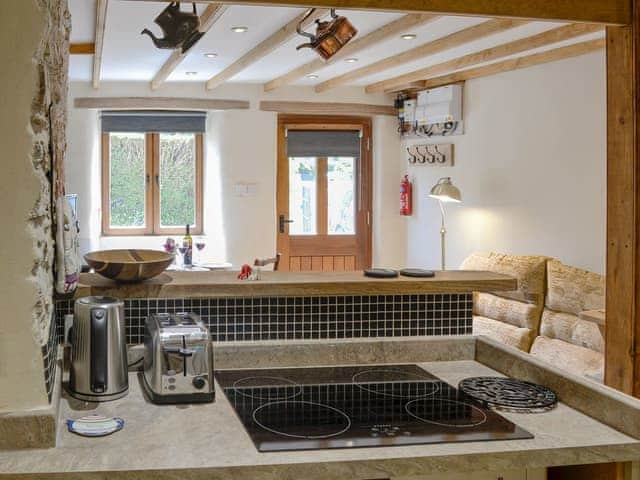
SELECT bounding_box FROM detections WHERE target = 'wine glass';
[195,238,206,266]
[177,246,188,270]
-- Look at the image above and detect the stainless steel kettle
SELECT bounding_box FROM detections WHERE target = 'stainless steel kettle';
[68,296,128,401]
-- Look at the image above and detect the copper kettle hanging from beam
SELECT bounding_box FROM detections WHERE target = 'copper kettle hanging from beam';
[296,9,358,60]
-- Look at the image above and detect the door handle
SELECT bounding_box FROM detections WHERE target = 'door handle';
[279,214,294,233]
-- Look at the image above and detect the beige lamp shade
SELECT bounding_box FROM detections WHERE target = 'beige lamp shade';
[429,177,461,203]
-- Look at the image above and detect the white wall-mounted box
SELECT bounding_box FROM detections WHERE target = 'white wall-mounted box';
[417,84,463,124]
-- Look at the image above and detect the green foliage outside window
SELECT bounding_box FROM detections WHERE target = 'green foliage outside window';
[108,132,198,230]
[159,133,196,227]
[110,133,146,227]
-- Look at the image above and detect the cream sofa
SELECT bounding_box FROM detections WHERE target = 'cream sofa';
[460,252,548,352]
[461,252,605,381]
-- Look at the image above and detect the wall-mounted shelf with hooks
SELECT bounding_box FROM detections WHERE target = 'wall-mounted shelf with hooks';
[406,144,453,166]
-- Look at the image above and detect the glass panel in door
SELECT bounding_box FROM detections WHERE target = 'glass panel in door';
[327,157,355,235]
[288,157,318,235]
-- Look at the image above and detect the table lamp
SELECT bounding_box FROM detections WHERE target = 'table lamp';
[429,177,461,270]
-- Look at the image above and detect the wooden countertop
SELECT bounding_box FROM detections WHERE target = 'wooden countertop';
[72,270,516,299]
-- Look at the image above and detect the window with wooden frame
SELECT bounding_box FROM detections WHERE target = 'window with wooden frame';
[101,111,204,236]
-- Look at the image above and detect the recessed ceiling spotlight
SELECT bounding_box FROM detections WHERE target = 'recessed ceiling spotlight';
[345,58,358,63]
[204,53,218,58]
[185,71,198,76]
[306,74,319,80]
[401,33,417,40]
[231,26,249,33]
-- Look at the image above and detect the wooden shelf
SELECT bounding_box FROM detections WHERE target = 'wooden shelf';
[72,270,516,299]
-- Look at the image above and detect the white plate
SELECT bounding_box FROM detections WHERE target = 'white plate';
[67,415,124,437]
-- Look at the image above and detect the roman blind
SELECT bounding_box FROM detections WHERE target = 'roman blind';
[286,130,361,157]
[101,110,206,133]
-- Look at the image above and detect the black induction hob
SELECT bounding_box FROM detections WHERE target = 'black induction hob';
[215,364,533,452]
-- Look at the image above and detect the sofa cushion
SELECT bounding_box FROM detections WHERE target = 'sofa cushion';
[530,336,604,382]
[539,309,604,353]
[461,252,548,303]
[546,259,605,315]
[474,292,543,330]
[473,315,534,351]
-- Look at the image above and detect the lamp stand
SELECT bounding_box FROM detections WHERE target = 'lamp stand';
[438,200,446,270]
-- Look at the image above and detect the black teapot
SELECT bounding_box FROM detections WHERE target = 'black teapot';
[141,2,204,53]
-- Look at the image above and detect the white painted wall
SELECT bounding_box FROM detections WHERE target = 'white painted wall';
[0,1,50,411]
[66,82,406,268]
[68,51,606,276]
[404,51,606,274]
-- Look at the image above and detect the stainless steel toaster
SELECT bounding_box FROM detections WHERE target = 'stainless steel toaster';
[142,312,214,404]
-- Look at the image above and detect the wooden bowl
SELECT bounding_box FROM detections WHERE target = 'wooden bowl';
[84,249,174,283]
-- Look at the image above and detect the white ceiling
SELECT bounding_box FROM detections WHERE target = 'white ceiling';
[68,0,604,89]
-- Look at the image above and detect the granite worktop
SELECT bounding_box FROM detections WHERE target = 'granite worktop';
[72,269,517,299]
[2,337,640,480]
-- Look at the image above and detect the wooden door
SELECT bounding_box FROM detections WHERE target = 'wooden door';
[276,115,372,271]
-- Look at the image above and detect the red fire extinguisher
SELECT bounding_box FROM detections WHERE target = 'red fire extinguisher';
[400,174,412,216]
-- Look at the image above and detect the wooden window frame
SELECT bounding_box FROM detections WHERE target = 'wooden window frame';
[101,132,203,236]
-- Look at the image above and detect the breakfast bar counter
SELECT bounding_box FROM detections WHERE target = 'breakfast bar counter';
[73,270,517,299]
[2,336,640,480]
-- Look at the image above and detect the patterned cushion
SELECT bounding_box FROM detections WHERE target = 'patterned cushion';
[539,309,604,353]
[530,336,604,382]
[473,292,543,330]
[461,252,548,301]
[546,259,605,315]
[473,315,534,351]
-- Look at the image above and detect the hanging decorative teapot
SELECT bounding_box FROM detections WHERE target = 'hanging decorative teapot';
[141,2,204,53]
[296,9,358,60]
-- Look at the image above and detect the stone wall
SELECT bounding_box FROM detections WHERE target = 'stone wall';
[30,0,70,347]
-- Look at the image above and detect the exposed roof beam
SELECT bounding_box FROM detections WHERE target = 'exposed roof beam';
[151,4,228,90]
[314,17,527,93]
[70,43,95,54]
[263,13,439,92]
[74,97,250,110]
[420,37,605,89]
[206,9,329,90]
[92,0,108,89]
[367,23,604,93]
[259,100,395,116]
[124,0,630,26]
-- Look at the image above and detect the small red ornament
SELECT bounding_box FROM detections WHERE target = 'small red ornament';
[237,264,253,280]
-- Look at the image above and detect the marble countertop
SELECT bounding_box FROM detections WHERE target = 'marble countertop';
[72,269,517,299]
[1,356,639,479]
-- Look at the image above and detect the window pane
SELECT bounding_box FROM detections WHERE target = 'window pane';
[327,157,355,235]
[109,132,146,228]
[289,157,317,235]
[159,133,196,228]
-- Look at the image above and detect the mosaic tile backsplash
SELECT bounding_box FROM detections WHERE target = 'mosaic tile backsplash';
[55,294,473,345]
[42,317,58,402]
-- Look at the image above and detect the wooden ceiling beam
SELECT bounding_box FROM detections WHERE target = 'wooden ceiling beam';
[260,100,395,116]
[151,4,228,90]
[70,43,95,55]
[74,97,249,110]
[314,17,527,93]
[92,0,108,89]
[206,8,328,90]
[263,13,440,92]
[419,37,605,89]
[124,0,631,26]
[367,22,604,94]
